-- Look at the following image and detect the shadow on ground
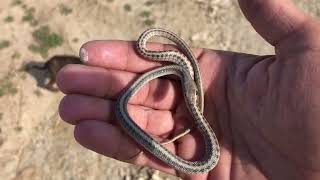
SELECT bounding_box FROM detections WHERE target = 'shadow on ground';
[22,55,81,91]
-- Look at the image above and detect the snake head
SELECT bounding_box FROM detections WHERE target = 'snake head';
[184,80,198,105]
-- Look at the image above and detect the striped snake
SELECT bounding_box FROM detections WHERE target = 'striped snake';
[115,28,220,173]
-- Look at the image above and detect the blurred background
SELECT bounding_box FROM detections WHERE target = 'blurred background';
[0,0,319,179]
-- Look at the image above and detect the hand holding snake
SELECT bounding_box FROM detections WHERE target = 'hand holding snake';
[58,0,320,179]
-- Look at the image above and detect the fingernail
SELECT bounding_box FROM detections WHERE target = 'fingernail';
[79,48,88,62]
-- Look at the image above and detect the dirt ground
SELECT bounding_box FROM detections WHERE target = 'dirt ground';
[0,0,319,179]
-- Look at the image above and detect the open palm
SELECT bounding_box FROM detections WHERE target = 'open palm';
[57,0,320,179]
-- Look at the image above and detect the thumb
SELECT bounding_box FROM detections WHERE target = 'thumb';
[238,0,309,46]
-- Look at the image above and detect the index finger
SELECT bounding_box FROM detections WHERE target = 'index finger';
[79,40,203,73]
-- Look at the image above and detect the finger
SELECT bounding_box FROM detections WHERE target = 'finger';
[59,94,113,125]
[79,40,203,73]
[238,0,309,46]
[57,64,182,110]
[74,120,176,174]
[59,94,176,137]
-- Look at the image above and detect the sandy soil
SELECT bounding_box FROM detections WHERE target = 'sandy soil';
[0,0,319,179]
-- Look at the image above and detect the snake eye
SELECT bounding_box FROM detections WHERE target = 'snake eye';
[193,87,199,96]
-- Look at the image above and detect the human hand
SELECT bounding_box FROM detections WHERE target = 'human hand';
[57,0,320,179]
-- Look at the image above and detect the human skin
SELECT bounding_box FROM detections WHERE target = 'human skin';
[57,0,320,179]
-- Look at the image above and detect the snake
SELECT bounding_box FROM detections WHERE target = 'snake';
[115,28,220,173]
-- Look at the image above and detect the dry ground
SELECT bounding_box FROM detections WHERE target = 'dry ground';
[0,0,319,179]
